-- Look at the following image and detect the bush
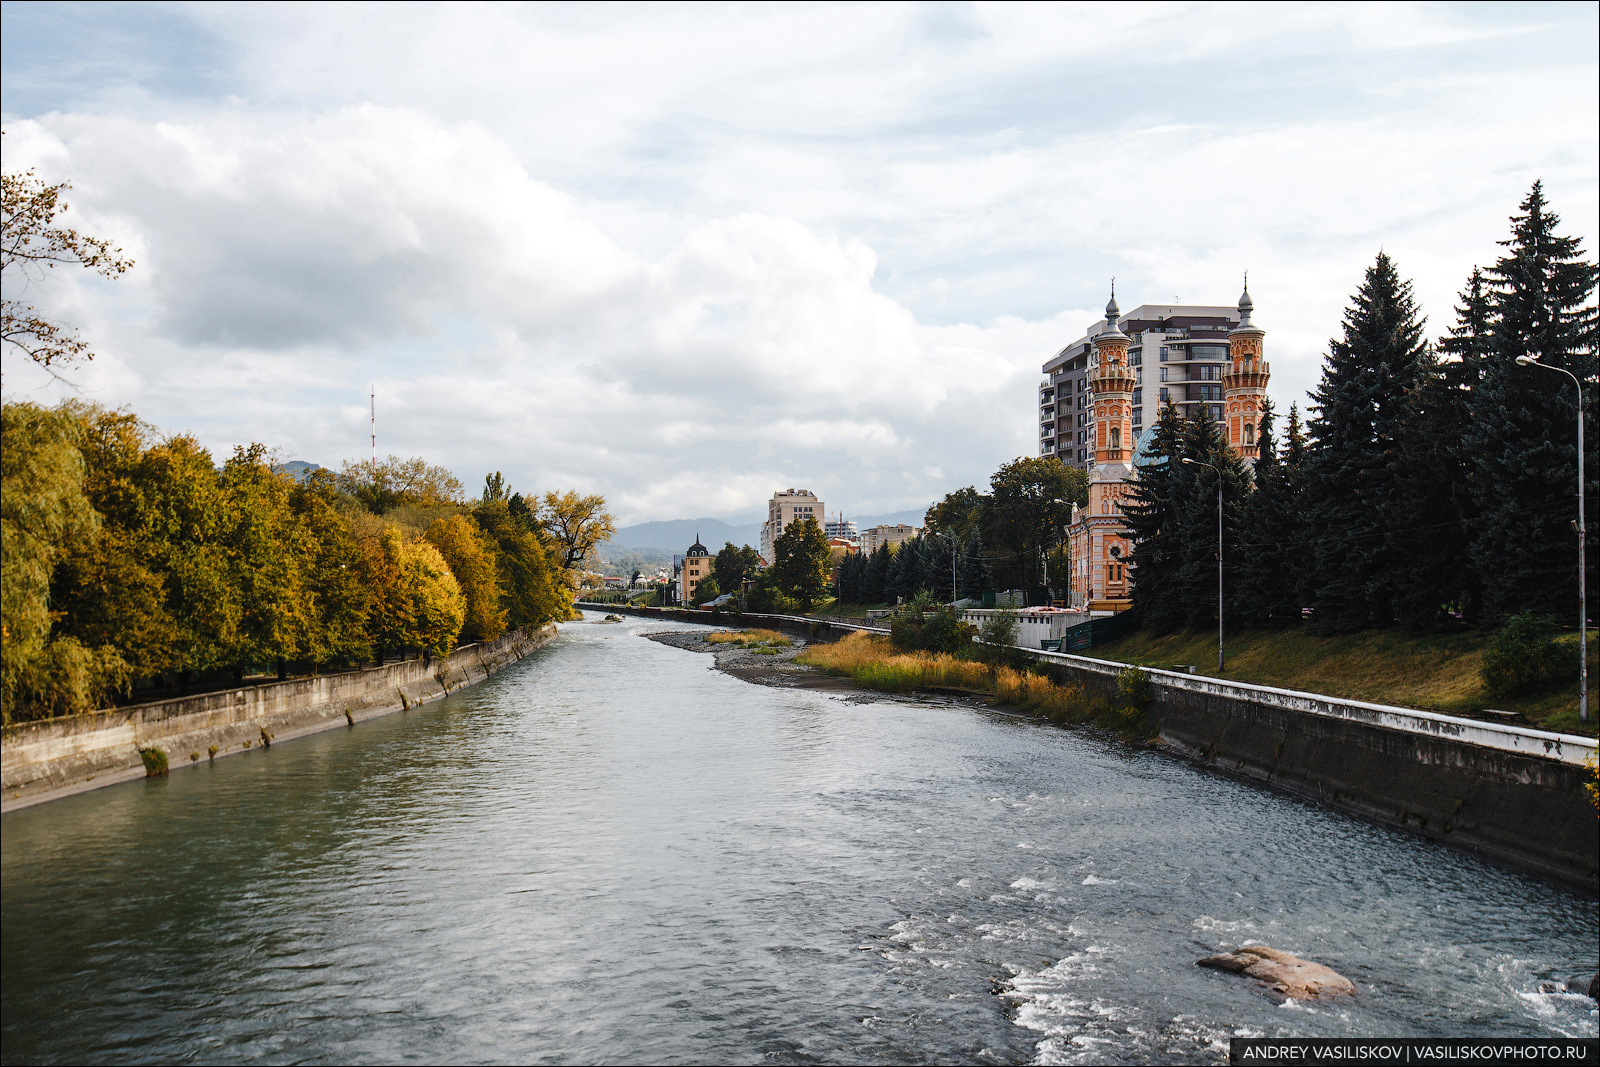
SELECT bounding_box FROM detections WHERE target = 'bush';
[1115,665,1151,713]
[139,746,168,777]
[1481,613,1571,696]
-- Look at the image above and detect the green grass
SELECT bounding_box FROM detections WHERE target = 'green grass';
[1092,625,1597,737]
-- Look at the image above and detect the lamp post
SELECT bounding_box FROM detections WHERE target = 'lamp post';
[1516,356,1588,723]
[1183,457,1225,673]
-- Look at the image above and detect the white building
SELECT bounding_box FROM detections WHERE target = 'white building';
[760,489,824,563]
[824,516,859,544]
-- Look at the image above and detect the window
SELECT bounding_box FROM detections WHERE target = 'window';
[1078,449,1086,462]
[1212,404,1224,421]
[1129,350,1142,366]
[1159,367,1168,382]
[1110,427,1121,449]
[1159,387,1169,402]
[1159,347,1169,361]
[1244,423,1254,445]
[1132,388,1142,405]
[1132,407,1143,425]
[1077,378,1085,393]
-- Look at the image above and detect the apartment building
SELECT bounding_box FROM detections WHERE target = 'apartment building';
[760,488,824,563]
[1038,301,1242,469]
[824,516,859,544]
[861,523,920,554]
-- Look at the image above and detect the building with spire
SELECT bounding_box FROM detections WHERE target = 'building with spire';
[678,536,712,604]
[1061,282,1269,609]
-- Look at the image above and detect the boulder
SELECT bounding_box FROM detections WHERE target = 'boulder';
[1197,945,1356,1000]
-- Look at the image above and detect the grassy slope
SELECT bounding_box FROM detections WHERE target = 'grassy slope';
[1092,626,1597,737]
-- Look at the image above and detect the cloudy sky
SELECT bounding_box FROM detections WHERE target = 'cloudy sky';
[2,2,1595,524]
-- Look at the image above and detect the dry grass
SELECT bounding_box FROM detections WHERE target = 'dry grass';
[798,632,1137,731]
[706,628,792,648]
[1093,626,1597,737]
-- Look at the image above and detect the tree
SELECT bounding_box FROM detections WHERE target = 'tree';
[336,454,464,514]
[713,541,759,594]
[1236,400,1303,629]
[1124,400,1188,633]
[773,515,830,611]
[981,456,1085,589]
[288,469,370,668]
[1465,182,1599,626]
[692,575,721,606]
[864,542,891,603]
[956,530,991,600]
[217,444,314,680]
[2,168,133,370]
[476,500,570,629]
[1175,404,1252,630]
[480,471,512,506]
[427,514,507,644]
[539,490,616,571]
[1302,252,1431,634]
[1,401,126,721]
[359,526,466,662]
[924,486,983,540]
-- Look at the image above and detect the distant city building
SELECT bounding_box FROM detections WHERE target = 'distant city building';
[760,489,824,563]
[862,523,920,554]
[678,537,712,605]
[1039,301,1244,469]
[824,516,859,544]
[1062,285,1269,609]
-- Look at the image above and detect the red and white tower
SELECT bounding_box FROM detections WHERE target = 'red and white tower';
[1090,290,1137,468]
[1221,281,1270,462]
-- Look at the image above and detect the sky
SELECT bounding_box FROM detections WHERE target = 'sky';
[2,1,1595,525]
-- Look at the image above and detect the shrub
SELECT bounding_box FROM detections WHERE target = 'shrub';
[1115,666,1151,713]
[1481,613,1570,696]
[138,747,168,777]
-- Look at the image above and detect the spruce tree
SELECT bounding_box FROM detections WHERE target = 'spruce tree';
[1174,404,1251,630]
[1389,276,1487,630]
[1236,400,1303,629]
[1302,252,1431,634]
[957,531,990,600]
[865,543,891,603]
[1466,182,1598,625]
[1124,400,1187,632]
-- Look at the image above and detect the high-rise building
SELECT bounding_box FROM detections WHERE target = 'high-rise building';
[824,516,859,544]
[1062,284,1270,608]
[760,488,824,563]
[1039,301,1243,468]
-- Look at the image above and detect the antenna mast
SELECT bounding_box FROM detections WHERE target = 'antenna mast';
[370,385,377,470]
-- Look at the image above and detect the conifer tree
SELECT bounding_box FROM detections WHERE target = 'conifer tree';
[1388,275,1488,630]
[1124,400,1188,632]
[865,543,891,603]
[1465,182,1598,625]
[957,531,990,600]
[1236,400,1302,629]
[1175,404,1251,629]
[1302,252,1431,634]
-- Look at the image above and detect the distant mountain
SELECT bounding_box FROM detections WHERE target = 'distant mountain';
[605,506,931,554]
[273,460,325,481]
[604,518,763,554]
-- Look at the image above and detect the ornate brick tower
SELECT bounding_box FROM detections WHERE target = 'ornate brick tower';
[1090,289,1136,468]
[1222,279,1270,462]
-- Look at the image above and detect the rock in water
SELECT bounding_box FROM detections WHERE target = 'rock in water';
[1197,945,1356,1000]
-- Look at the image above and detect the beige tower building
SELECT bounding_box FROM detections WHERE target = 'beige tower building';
[760,489,824,564]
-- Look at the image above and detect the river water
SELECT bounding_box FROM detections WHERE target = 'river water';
[3,613,1596,1065]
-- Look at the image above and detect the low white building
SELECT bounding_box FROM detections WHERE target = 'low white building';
[955,606,1089,650]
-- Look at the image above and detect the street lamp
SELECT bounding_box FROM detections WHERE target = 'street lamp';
[1183,457,1225,673]
[1516,356,1588,723]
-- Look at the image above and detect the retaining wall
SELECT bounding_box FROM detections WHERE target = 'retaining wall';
[583,602,1599,891]
[2,624,558,813]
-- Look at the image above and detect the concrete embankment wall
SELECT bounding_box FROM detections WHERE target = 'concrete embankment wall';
[585,602,1598,892]
[2,624,558,813]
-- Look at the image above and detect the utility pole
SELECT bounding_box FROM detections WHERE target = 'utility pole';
[1517,357,1587,722]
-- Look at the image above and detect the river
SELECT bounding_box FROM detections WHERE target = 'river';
[3,612,1595,1065]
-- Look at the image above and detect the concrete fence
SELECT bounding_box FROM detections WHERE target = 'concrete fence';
[2,624,558,813]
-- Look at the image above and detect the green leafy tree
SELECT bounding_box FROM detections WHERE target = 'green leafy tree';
[476,500,570,629]
[713,541,760,595]
[359,526,466,661]
[692,575,721,606]
[982,456,1086,589]
[773,515,830,611]
[427,513,508,644]
[924,486,984,540]
[288,469,370,668]
[1465,182,1598,626]
[337,454,464,514]
[218,444,315,680]
[1,401,126,721]
[1302,252,1431,634]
